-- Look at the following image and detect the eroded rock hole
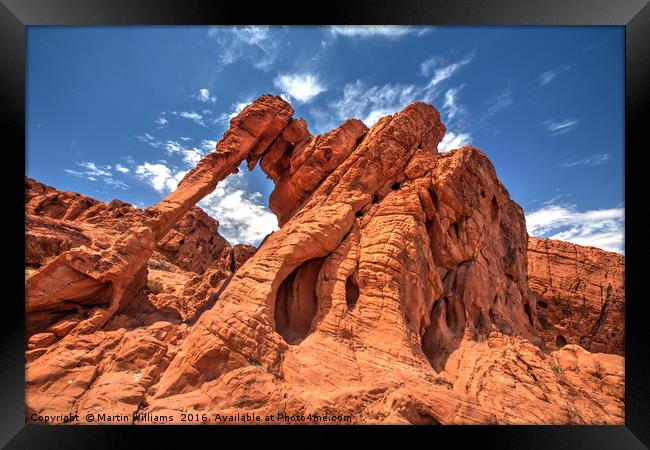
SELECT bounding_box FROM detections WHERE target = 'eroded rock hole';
[274,257,324,345]
[556,334,567,348]
[490,196,499,221]
[422,295,465,372]
[355,210,364,218]
[538,300,548,309]
[345,276,359,311]
[391,182,401,191]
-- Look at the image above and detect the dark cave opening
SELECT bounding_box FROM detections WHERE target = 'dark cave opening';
[274,258,324,345]
[345,276,359,311]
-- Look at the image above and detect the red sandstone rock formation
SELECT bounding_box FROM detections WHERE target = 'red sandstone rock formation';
[25,178,257,334]
[25,95,291,334]
[24,94,624,425]
[528,237,624,356]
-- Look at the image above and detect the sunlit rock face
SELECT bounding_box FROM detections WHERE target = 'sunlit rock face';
[24,94,624,425]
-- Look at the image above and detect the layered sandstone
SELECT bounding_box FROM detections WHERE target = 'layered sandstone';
[24,94,624,425]
[527,237,624,356]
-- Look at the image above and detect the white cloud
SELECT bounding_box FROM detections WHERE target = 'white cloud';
[137,133,217,170]
[77,161,111,177]
[200,139,217,152]
[420,56,445,77]
[196,88,217,103]
[327,79,420,128]
[525,203,624,253]
[426,51,475,89]
[162,140,183,154]
[174,111,205,127]
[156,139,216,167]
[134,156,277,245]
[310,51,475,133]
[181,148,204,166]
[155,117,168,128]
[442,86,465,120]
[135,163,186,193]
[438,130,472,152]
[559,153,610,168]
[199,168,278,245]
[115,164,130,173]
[64,161,129,190]
[137,133,156,143]
[208,26,280,71]
[103,177,129,190]
[537,64,571,86]
[329,26,427,39]
[273,73,326,103]
[543,118,579,135]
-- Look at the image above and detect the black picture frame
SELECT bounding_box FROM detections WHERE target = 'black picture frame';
[2,0,648,447]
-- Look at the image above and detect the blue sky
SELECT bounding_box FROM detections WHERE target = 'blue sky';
[26,26,624,253]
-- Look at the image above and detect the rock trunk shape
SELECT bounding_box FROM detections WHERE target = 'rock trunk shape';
[25,95,624,425]
[144,95,293,241]
[25,95,293,333]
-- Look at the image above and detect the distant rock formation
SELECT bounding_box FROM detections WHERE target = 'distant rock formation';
[528,237,624,356]
[24,95,624,425]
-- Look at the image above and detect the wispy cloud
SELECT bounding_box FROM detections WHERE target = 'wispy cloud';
[525,203,624,253]
[442,86,465,121]
[137,132,156,143]
[537,64,571,86]
[64,161,129,189]
[155,117,168,128]
[115,164,130,173]
[543,118,579,135]
[312,51,474,133]
[486,84,513,116]
[103,177,130,189]
[420,56,446,77]
[208,26,280,71]
[196,88,217,103]
[273,73,326,103]
[426,51,475,89]
[438,130,472,152]
[329,26,429,39]
[325,79,420,128]
[559,153,610,168]
[136,131,216,168]
[172,111,205,127]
